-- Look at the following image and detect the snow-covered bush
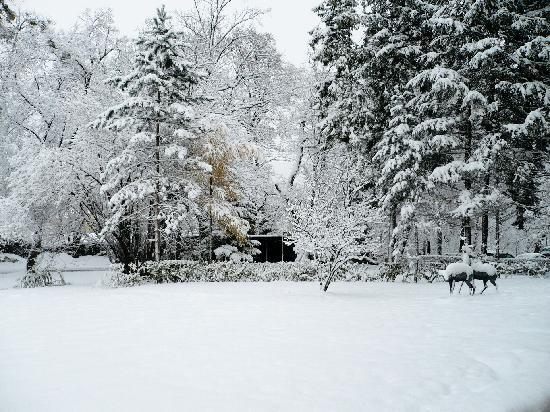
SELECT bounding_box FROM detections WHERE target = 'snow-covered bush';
[0,237,30,257]
[214,243,259,263]
[16,270,66,288]
[14,252,70,288]
[379,263,404,282]
[494,259,550,278]
[100,269,144,288]
[404,254,549,281]
[106,261,317,286]
[0,254,18,263]
[103,260,383,288]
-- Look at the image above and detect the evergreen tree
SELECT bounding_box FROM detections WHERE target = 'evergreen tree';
[364,0,436,258]
[419,0,549,251]
[494,2,550,230]
[92,6,205,262]
[312,0,549,257]
[310,0,360,144]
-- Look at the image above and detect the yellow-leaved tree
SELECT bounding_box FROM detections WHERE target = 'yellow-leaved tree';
[199,123,258,262]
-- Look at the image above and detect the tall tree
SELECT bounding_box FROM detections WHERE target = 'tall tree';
[179,0,305,240]
[92,6,205,263]
[420,0,549,251]
[495,2,550,230]
[310,0,360,144]
[365,0,436,258]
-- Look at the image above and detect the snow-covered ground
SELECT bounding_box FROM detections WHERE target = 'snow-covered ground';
[1,275,549,412]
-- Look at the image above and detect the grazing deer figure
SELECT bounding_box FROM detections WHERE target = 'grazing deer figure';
[471,261,498,294]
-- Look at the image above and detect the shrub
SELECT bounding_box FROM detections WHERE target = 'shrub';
[104,260,383,288]
[404,255,550,281]
[494,259,550,278]
[0,254,18,263]
[16,270,66,288]
[0,238,30,257]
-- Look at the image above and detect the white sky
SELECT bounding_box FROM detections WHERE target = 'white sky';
[20,0,321,67]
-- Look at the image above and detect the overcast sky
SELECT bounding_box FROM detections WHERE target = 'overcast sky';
[20,0,321,67]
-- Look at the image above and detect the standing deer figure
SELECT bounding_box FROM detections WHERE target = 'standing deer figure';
[471,261,498,294]
[446,252,475,295]
[446,262,475,295]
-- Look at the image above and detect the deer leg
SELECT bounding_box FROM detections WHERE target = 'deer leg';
[480,280,488,294]
[490,278,498,291]
[458,281,464,294]
[465,280,475,295]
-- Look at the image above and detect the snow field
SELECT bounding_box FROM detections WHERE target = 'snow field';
[1,278,549,411]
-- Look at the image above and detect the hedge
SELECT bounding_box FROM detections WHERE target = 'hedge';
[101,257,550,288]
[102,260,382,288]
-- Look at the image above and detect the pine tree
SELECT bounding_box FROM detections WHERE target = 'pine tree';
[494,2,550,230]
[314,1,548,257]
[364,0,436,258]
[310,0,360,144]
[376,0,509,255]
[422,0,549,252]
[92,6,205,262]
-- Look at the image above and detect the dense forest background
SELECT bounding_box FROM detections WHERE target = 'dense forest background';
[0,0,548,268]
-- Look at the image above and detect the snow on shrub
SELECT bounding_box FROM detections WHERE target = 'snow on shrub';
[214,245,255,263]
[103,261,382,288]
[494,259,550,278]
[409,255,548,280]
[100,270,143,288]
[15,252,69,288]
[16,270,66,288]
[0,254,18,263]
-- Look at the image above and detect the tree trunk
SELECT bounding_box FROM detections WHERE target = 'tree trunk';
[154,90,161,263]
[515,206,525,230]
[388,207,397,263]
[322,263,335,292]
[481,174,490,255]
[289,136,306,188]
[322,275,331,292]
[462,105,473,251]
[481,214,489,255]
[415,226,419,256]
[495,209,501,260]
[460,218,472,253]
[208,175,213,263]
[26,235,42,273]
[437,226,443,255]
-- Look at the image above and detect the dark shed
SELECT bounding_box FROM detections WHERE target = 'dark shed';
[249,235,296,263]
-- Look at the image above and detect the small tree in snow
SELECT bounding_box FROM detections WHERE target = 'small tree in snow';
[288,147,380,291]
[289,193,379,292]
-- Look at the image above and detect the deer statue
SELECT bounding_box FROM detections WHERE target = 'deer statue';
[471,261,498,294]
[445,246,498,295]
[446,251,475,295]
